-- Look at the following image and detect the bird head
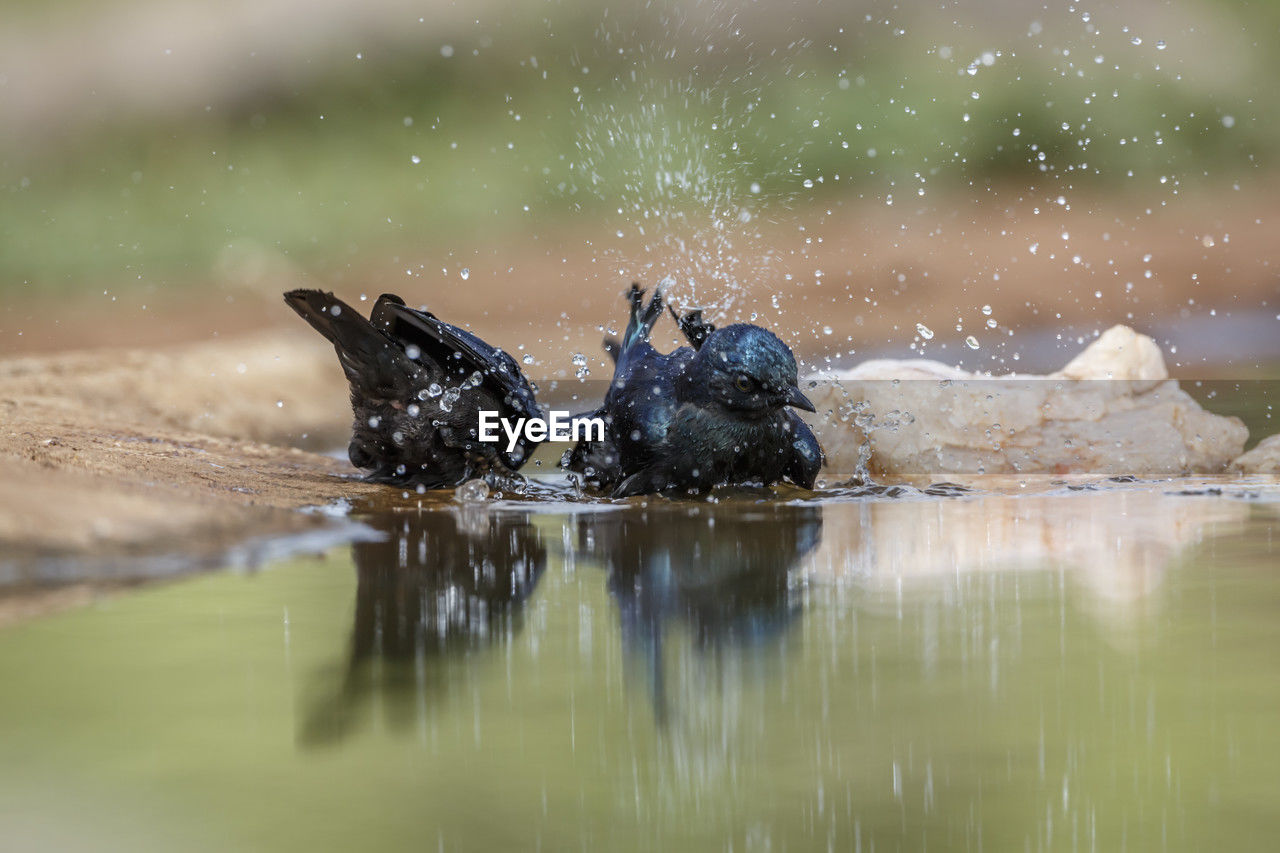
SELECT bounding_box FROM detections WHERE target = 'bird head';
[688,324,816,416]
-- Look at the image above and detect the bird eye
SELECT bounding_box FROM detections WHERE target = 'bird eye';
[734,374,753,392]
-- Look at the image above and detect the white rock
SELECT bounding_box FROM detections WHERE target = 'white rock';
[1053,324,1167,382]
[809,325,1248,477]
[1231,434,1280,474]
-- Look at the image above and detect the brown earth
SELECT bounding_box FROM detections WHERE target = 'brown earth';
[0,188,1277,620]
[0,332,368,588]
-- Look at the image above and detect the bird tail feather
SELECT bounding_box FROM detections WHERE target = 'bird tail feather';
[668,305,715,350]
[616,282,664,356]
[283,289,404,396]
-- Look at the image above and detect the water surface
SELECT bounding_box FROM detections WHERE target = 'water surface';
[2,481,1278,851]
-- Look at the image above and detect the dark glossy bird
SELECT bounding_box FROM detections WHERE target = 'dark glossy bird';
[568,285,824,497]
[284,289,540,487]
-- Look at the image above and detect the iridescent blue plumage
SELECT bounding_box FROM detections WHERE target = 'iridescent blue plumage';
[289,283,824,497]
[569,285,824,497]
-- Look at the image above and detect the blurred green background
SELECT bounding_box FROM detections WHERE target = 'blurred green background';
[1,0,1278,375]
[1,0,1275,289]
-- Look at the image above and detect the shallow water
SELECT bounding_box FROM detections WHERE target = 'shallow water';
[2,478,1278,851]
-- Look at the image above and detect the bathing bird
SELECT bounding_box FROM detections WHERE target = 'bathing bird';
[567,284,824,497]
[283,289,540,487]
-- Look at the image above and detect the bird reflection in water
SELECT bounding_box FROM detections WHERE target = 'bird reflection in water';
[580,501,823,723]
[300,505,546,747]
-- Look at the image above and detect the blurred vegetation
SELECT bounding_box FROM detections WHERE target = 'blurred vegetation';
[1,0,1277,292]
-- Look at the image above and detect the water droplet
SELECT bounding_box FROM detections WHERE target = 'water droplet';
[916,323,935,340]
[1130,36,1142,45]
[981,304,992,315]
[965,335,980,349]
[522,354,535,365]
[1155,40,1166,50]
[410,154,421,164]
[460,268,470,280]
[454,479,490,503]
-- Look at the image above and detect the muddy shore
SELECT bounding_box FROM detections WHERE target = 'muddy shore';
[0,331,375,594]
[3,187,1278,620]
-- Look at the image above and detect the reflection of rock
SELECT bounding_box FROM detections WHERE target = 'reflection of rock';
[300,507,546,747]
[580,502,822,723]
[810,325,1248,477]
[1231,434,1280,474]
[807,487,1250,610]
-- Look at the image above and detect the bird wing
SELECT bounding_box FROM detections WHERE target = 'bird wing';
[370,294,541,420]
[613,283,666,371]
[284,289,420,398]
[783,412,825,489]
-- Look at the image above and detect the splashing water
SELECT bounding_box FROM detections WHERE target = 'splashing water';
[453,478,490,503]
[438,387,461,413]
[566,20,811,321]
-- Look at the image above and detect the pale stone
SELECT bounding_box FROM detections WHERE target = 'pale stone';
[809,325,1248,477]
[1053,324,1168,382]
[1231,434,1280,474]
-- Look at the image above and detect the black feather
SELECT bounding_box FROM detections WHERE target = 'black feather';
[669,305,716,350]
[284,289,541,486]
[566,285,824,496]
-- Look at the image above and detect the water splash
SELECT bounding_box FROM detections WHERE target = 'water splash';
[566,18,812,321]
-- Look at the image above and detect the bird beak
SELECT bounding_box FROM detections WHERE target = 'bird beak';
[784,384,816,412]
